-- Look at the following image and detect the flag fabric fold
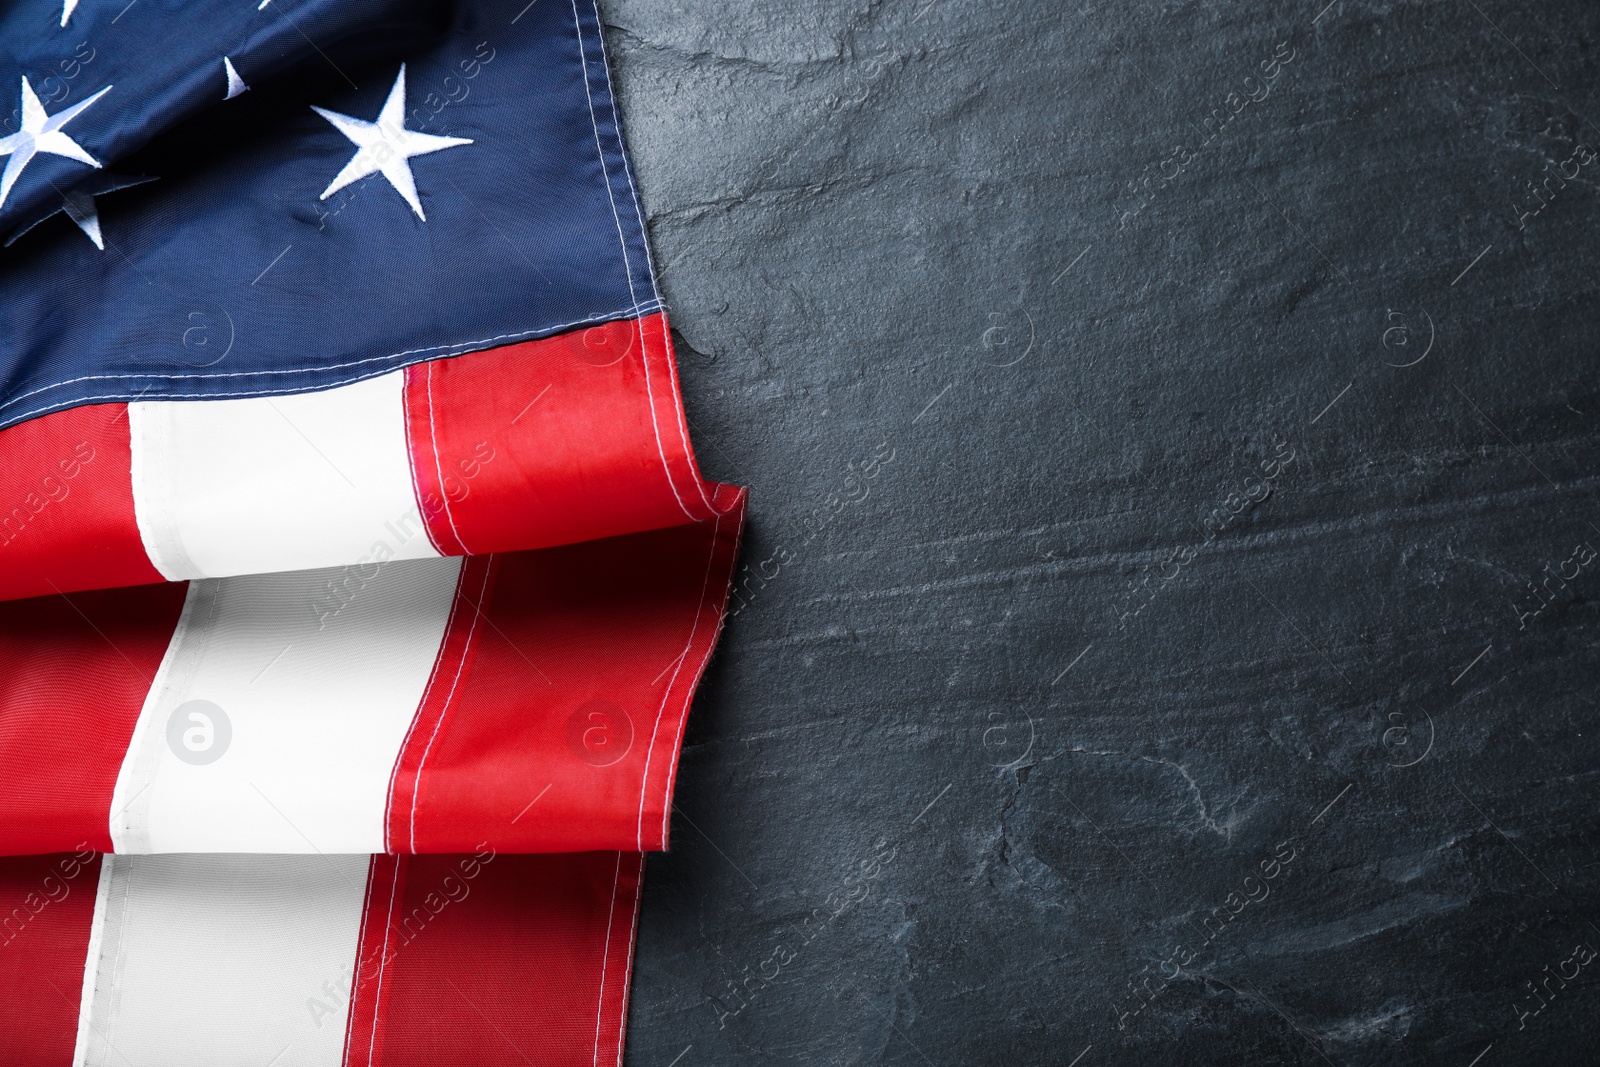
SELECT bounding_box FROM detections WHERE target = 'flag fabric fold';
[0,1,741,1063]
[0,313,736,600]
[0,850,645,1067]
[0,496,744,857]
[0,0,659,420]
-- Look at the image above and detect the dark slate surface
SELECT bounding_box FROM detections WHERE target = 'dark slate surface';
[604,2,1600,1063]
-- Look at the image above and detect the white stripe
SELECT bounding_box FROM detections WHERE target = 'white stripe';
[77,854,369,1067]
[129,371,441,581]
[107,585,201,853]
[69,855,115,1067]
[109,556,464,853]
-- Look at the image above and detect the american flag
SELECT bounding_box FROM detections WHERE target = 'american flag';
[0,1,743,1063]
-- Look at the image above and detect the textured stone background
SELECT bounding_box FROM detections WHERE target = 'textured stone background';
[603,2,1600,1063]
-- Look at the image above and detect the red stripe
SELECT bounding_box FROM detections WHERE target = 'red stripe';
[343,854,406,1067]
[397,490,746,855]
[641,310,720,520]
[0,498,743,857]
[0,403,162,601]
[595,852,645,1067]
[345,850,642,1067]
[0,851,645,1067]
[0,315,735,602]
[0,851,102,1067]
[400,361,464,557]
[0,583,188,854]
[636,483,748,850]
[402,313,732,559]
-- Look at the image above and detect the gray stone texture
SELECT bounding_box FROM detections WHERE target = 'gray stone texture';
[606,2,1600,1063]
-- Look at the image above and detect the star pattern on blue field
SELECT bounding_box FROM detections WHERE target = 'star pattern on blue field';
[312,65,471,221]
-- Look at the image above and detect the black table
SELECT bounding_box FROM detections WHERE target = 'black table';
[608,3,1600,1063]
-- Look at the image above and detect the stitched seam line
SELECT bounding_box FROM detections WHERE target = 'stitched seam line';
[568,0,697,523]
[408,557,494,852]
[611,853,644,1067]
[658,498,744,844]
[399,367,447,557]
[588,19,717,518]
[592,851,623,1067]
[381,559,470,852]
[425,361,469,554]
[652,312,717,513]
[634,505,726,849]
[0,304,660,430]
[340,855,380,1067]
[365,858,403,1067]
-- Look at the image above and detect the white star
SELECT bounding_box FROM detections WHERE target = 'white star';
[60,0,77,27]
[224,56,249,100]
[3,173,155,251]
[311,64,471,221]
[0,77,112,211]
[61,186,105,248]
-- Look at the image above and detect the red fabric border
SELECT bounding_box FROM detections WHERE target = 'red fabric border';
[399,489,746,855]
[0,851,102,1067]
[0,584,187,854]
[342,851,643,1067]
[0,402,162,602]
[401,312,733,559]
[384,556,497,854]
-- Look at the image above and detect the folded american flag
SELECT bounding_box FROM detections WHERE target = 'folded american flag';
[0,1,742,1062]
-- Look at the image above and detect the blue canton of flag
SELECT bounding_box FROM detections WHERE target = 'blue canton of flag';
[0,0,657,428]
